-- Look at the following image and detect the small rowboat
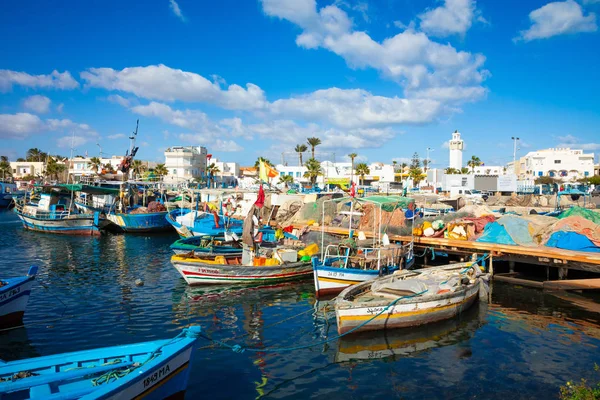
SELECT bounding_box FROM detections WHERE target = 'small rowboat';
[334,263,486,335]
[170,235,243,255]
[0,266,38,327]
[0,326,201,399]
[171,252,313,285]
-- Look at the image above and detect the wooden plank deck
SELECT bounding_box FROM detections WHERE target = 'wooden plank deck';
[310,225,600,269]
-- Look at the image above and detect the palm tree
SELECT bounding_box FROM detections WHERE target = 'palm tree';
[103,163,116,174]
[89,157,102,175]
[307,137,321,159]
[445,167,458,174]
[45,157,66,182]
[401,162,407,170]
[254,157,273,169]
[294,144,308,166]
[467,155,482,173]
[131,160,147,178]
[348,153,357,184]
[0,157,11,179]
[460,167,470,174]
[279,174,294,189]
[206,163,220,188]
[303,158,322,185]
[16,158,25,162]
[154,164,169,180]
[26,148,47,162]
[355,162,370,186]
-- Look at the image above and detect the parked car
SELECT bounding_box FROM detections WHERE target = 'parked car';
[592,187,600,197]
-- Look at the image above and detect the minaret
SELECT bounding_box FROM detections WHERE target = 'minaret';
[449,130,463,170]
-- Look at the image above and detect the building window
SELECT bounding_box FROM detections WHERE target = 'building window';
[538,171,543,176]
[549,171,555,177]
[280,172,285,177]
[585,171,589,176]
[461,177,467,186]
[173,169,176,175]
[288,172,293,176]
[296,172,301,177]
[554,160,561,164]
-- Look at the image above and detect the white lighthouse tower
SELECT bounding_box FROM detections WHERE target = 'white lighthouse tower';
[449,130,464,170]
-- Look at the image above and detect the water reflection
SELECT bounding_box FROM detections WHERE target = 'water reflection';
[335,302,486,362]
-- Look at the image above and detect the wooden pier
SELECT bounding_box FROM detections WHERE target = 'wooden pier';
[309,225,600,290]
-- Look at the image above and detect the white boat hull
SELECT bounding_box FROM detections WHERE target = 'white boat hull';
[0,279,34,326]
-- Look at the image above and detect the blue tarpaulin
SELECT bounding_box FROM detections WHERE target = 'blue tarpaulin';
[545,231,600,253]
[476,222,517,245]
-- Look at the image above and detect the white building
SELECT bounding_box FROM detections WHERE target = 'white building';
[275,161,396,186]
[68,156,127,178]
[164,146,207,181]
[210,158,240,185]
[509,148,594,181]
[448,130,464,170]
[10,161,47,179]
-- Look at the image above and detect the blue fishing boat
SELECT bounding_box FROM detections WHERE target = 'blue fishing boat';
[313,196,416,297]
[14,188,112,236]
[170,229,298,255]
[0,266,37,327]
[166,208,243,238]
[106,210,172,233]
[0,179,20,208]
[0,326,201,399]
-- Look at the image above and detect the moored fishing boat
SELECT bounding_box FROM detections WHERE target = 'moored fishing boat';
[0,266,37,327]
[0,179,22,208]
[14,188,112,235]
[166,208,243,238]
[171,248,312,285]
[313,195,416,297]
[334,262,487,335]
[0,326,201,399]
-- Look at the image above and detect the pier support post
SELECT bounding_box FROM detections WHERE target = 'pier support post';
[559,267,568,280]
[509,260,515,274]
[489,255,494,276]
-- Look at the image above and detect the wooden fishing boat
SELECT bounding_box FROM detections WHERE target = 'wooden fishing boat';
[334,262,486,335]
[0,326,201,399]
[0,266,37,327]
[14,193,112,236]
[166,208,243,238]
[313,195,416,297]
[171,250,312,285]
[170,235,243,255]
[106,210,172,233]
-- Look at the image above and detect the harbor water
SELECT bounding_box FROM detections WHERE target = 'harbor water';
[1,209,599,399]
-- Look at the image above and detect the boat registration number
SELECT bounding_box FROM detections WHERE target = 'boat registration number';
[326,271,345,278]
[0,286,20,302]
[196,268,220,274]
[366,307,384,315]
[143,363,171,388]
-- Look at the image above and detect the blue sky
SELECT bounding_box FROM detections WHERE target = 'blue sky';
[1,0,599,168]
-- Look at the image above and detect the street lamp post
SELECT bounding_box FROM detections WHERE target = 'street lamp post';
[511,137,520,174]
[425,147,434,172]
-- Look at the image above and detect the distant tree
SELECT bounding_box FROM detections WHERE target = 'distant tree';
[131,160,147,178]
[26,148,47,162]
[401,162,407,170]
[467,155,482,173]
[409,152,423,186]
[0,159,12,179]
[307,137,321,159]
[154,164,168,179]
[279,174,294,189]
[460,167,470,174]
[16,158,25,162]
[103,163,116,174]
[355,162,370,186]
[303,158,322,185]
[45,157,66,182]
[535,176,559,185]
[0,156,8,163]
[254,157,274,168]
[295,144,308,166]
[89,157,102,175]
[445,167,459,174]
[348,153,358,182]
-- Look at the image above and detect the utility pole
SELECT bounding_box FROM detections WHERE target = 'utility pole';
[425,147,434,172]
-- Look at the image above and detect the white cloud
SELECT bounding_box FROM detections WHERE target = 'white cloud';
[107,133,126,139]
[131,102,209,130]
[419,0,478,37]
[270,88,443,128]
[178,134,244,152]
[81,64,267,110]
[0,113,45,139]
[57,135,89,149]
[22,95,51,114]
[556,134,600,150]
[0,69,78,92]
[47,118,98,149]
[260,0,489,102]
[169,0,186,22]
[107,94,131,107]
[56,103,64,113]
[515,0,597,42]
